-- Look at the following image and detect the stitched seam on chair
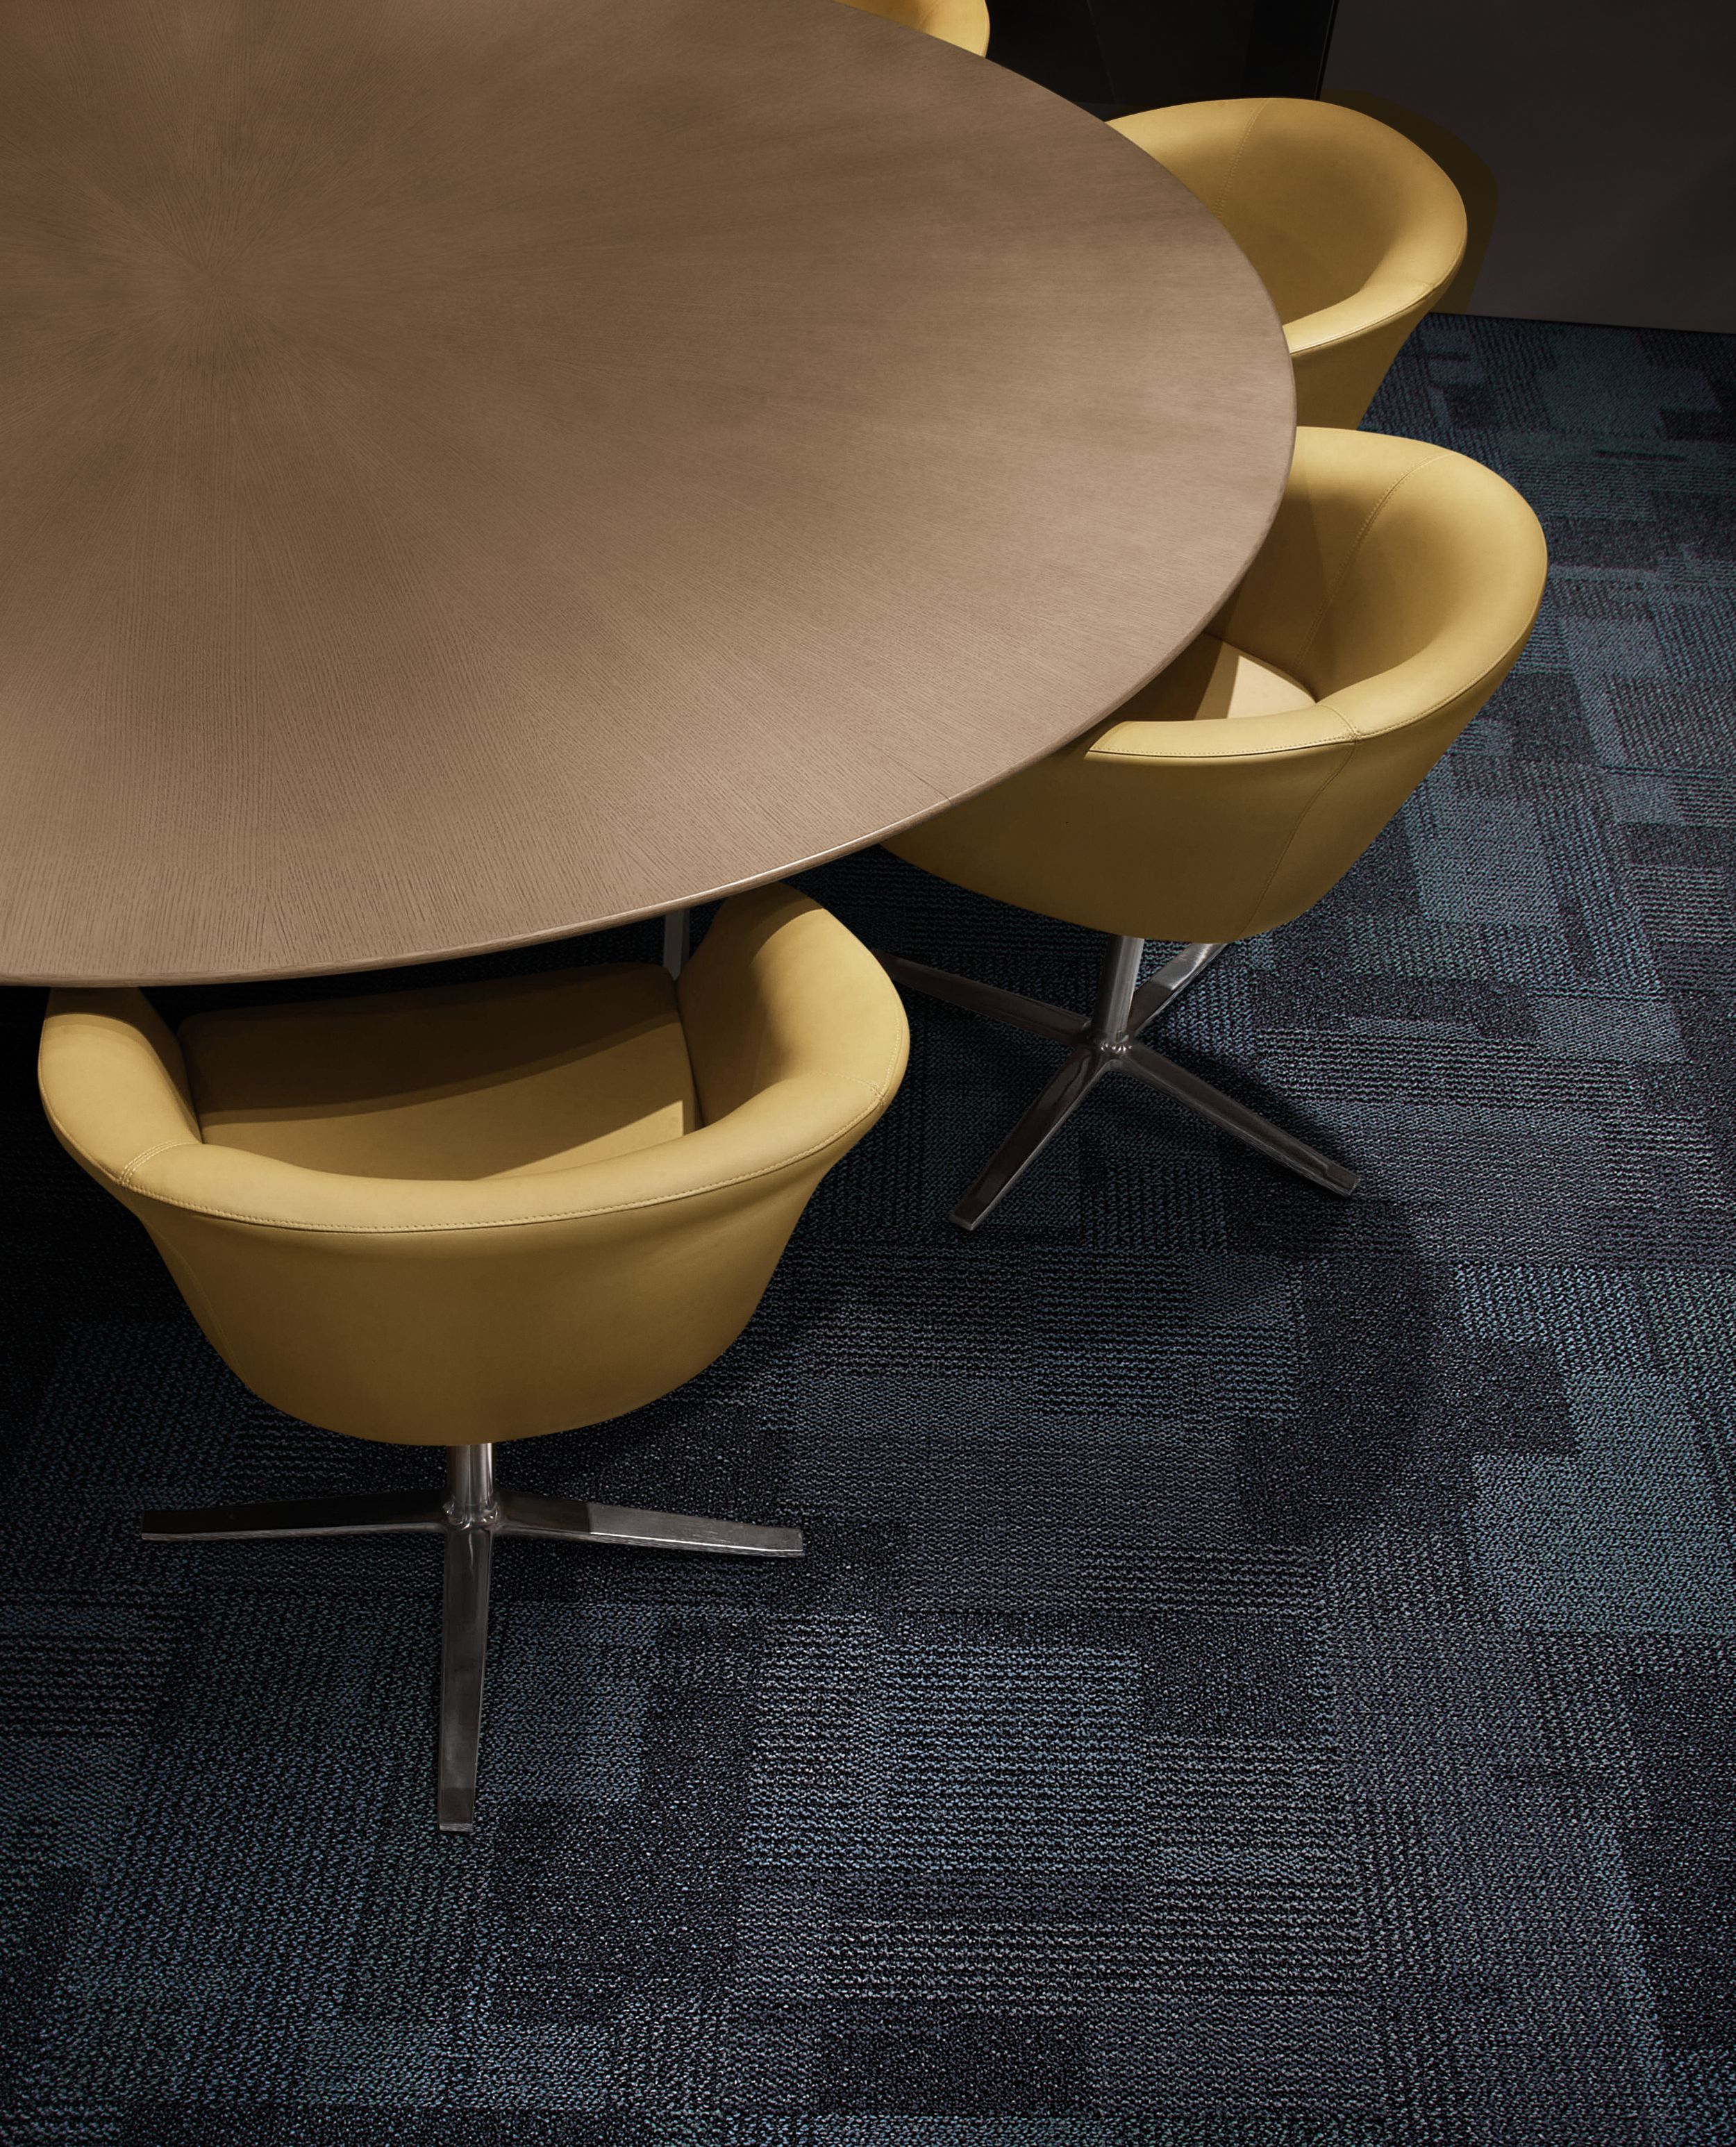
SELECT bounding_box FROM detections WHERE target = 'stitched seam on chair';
[1234,741,1361,937]
[1287,281,1435,353]
[1212,99,1269,220]
[1091,612,1539,769]
[1228,605,1544,929]
[117,1078,892,1235]
[1327,626,1546,743]
[1087,725,1351,765]
[117,1138,199,1191]
[1290,457,1449,678]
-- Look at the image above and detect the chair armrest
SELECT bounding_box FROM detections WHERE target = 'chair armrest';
[40,989,201,1187]
[1283,279,1438,359]
[1087,702,1357,764]
[110,1069,889,1239]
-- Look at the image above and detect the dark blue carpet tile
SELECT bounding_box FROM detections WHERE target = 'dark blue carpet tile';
[1,315,1733,2144]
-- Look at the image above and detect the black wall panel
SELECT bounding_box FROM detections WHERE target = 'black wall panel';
[989,0,1338,115]
[1325,0,1736,331]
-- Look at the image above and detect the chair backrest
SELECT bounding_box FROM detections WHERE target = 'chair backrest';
[836,0,991,58]
[1132,425,1549,935]
[1215,426,1544,718]
[39,887,908,1446]
[1112,97,1464,328]
[885,428,1546,946]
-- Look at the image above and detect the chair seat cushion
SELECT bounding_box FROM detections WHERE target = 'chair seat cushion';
[1103,633,1315,730]
[179,964,696,1182]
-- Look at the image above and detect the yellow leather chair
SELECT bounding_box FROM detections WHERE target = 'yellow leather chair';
[1110,98,1467,428]
[837,0,991,58]
[882,427,1546,1228]
[38,885,907,1831]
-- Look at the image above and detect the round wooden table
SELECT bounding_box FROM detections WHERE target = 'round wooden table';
[0,0,1294,987]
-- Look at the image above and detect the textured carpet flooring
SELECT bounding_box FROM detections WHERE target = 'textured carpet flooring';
[3,315,1735,2144]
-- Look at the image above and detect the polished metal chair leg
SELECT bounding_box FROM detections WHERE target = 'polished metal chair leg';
[877,949,1087,1046]
[137,1440,801,1832]
[949,935,1140,1230]
[1128,940,1228,1035]
[498,1492,803,1557]
[1119,1041,1359,1195]
[138,1488,446,1539]
[882,931,1359,1223]
[949,1044,1105,1231]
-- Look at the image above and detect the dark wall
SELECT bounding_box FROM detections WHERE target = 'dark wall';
[1324,0,1736,331]
[990,1,1736,333]
[988,0,1337,116]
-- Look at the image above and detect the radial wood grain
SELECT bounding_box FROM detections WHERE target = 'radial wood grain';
[0,0,1294,985]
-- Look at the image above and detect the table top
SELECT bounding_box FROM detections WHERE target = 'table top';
[0,0,1294,987]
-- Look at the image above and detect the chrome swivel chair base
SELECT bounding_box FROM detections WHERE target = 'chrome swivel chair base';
[879,935,1360,1230]
[140,1443,802,1834]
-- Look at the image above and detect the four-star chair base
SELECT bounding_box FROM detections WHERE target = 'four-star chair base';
[140,1444,803,1835]
[880,936,1360,1230]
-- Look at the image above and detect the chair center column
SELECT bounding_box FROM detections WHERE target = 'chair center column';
[444,1444,499,1530]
